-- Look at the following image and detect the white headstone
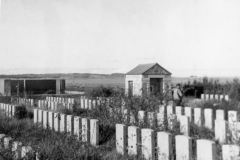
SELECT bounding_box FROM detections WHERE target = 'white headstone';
[48,111,54,130]
[128,126,140,156]
[197,139,216,160]
[205,94,209,100]
[194,108,202,127]
[66,115,73,134]
[38,110,43,124]
[168,114,177,130]
[21,146,33,158]
[12,141,22,159]
[228,111,237,124]
[3,137,12,149]
[82,118,90,142]
[33,109,38,123]
[220,95,224,101]
[60,114,66,132]
[210,94,214,100]
[42,111,48,129]
[185,107,192,121]
[159,105,165,114]
[204,108,213,130]
[74,116,81,140]
[90,119,99,146]
[216,110,225,120]
[167,106,173,117]
[138,111,146,125]
[222,145,240,160]
[156,113,165,129]
[201,94,204,100]
[176,135,192,160]
[157,132,172,160]
[180,116,190,136]
[141,128,155,160]
[225,95,229,101]
[53,113,59,132]
[116,124,127,155]
[147,112,156,128]
[85,99,88,109]
[215,119,227,144]
[175,106,182,121]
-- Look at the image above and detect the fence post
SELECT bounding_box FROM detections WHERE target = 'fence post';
[90,119,99,146]
[157,132,172,160]
[222,145,239,160]
[176,135,192,160]
[197,139,216,160]
[141,128,155,160]
[116,124,127,155]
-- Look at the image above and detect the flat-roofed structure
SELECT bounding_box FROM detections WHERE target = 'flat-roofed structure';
[0,78,65,96]
[125,63,172,96]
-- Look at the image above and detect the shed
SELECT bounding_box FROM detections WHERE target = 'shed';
[125,63,172,96]
[0,78,65,96]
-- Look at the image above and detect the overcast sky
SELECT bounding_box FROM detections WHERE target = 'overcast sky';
[0,0,240,77]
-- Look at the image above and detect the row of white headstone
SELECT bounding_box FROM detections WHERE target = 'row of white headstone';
[33,109,99,146]
[118,105,239,143]
[45,96,99,110]
[116,124,240,160]
[0,134,36,159]
[16,98,34,106]
[201,94,229,101]
[0,103,19,117]
[38,100,74,110]
[46,96,75,104]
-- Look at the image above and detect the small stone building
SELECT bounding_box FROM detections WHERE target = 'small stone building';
[125,63,171,96]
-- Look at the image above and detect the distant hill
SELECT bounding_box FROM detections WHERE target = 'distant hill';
[0,73,125,79]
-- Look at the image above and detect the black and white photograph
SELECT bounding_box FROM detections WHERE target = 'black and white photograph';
[0,0,240,159]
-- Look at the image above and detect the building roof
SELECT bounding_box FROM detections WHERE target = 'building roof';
[126,63,171,75]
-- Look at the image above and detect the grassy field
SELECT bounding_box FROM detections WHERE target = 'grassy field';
[65,77,237,92]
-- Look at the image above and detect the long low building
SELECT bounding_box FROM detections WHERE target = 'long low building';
[0,78,65,96]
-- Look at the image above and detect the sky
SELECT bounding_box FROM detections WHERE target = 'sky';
[0,0,240,77]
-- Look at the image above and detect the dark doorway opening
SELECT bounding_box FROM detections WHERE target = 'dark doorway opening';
[128,81,133,96]
[150,78,163,95]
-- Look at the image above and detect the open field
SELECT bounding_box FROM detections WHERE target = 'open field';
[65,77,238,91]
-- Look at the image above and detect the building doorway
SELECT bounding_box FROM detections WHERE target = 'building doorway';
[128,81,133,96]
[150,78,163,95]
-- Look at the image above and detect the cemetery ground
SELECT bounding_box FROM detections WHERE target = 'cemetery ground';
[0,93,239,159]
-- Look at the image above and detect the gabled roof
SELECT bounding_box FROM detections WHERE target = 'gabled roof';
[126,63,171,75]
